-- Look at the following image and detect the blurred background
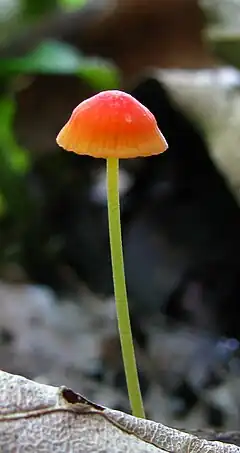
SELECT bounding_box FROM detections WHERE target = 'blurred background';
[1,0,240,436]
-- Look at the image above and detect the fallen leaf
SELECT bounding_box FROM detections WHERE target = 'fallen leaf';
[1,370,240,452]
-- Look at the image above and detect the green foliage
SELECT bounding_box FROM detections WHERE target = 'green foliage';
[77,59,120,90]
[0,97,30,220]
[59,0,88,10]
[1,41,86,75]
[0,97,29,175]
[0,40,120,88]
[0,96,33,265]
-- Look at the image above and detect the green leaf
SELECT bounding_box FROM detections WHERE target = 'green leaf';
[0,41,84,75]
[0,40,120,89]
[59,0,88,10]
[0,96,31,222]
[0,97,29,174]
[78,59,120,90]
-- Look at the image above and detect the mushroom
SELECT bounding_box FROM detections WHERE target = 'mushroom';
[57,90,168,418]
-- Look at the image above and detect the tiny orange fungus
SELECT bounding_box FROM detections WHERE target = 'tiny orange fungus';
[56,90,167,158]
[57,90,168,419]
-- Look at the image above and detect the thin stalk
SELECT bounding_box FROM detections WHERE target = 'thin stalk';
[106,157,145,419]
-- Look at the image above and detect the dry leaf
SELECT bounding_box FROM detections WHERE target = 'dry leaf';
[0,370,239,452]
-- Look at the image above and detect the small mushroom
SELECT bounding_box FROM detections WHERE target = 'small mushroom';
[57,90,168,419]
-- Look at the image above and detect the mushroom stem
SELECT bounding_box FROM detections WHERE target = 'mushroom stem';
[106,157,145,419]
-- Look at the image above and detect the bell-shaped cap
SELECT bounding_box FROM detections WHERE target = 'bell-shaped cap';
[56,90,168,159]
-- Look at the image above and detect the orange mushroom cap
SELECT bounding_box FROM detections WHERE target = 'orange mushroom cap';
[56,90,168,159]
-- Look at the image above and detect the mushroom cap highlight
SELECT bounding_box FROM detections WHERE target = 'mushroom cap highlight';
[56,90,168,159]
